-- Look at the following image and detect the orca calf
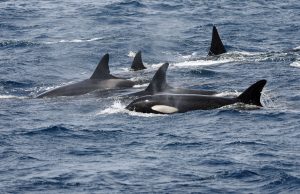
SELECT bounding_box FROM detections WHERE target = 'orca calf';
[131,51,146,71]
[128,63,217,97]
[37,54,135,98]
[208,25,226,56]
[126,80,267,114]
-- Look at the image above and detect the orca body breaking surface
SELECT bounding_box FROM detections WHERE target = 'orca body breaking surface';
[37,54,135,98]
[126,80,267,114]
[128,63,217,97]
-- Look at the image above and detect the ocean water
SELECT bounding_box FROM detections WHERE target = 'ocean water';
[1,0,300,193]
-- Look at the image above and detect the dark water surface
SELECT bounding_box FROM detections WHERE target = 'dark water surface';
[1,0,300,193]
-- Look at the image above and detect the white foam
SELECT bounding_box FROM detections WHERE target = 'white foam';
[181,52,198,59]
[293,46,300,50]
[97,100,164,117]
[172,59,233,68]
[290,61,300,68]
[229,51,263,56]
[150,63,166,69]
[128,51,136,57]
[44,37,103,44]
[97,100,126,115]
[260,91,276,108]
[0,95,26,99]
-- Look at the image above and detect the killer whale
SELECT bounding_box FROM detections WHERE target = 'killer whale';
[126,80,267,114]
[131,51,146,71]
[37,54,135,98]
[128,63,217,97]
[208,25,226,56]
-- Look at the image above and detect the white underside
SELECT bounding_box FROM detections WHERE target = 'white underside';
[151,105,178,114]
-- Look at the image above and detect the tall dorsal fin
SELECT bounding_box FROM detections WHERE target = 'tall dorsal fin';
[131,51,146,71]
[145,63,171,93]
[208,25,226,56]
[238,80,267,107]
[90,53,111,79]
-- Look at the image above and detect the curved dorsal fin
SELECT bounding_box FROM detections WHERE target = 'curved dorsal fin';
[208,25,226,56]
[90,53,111,79]
[131,51,146,71]
[145,63,170,93]
[238,80,267,107]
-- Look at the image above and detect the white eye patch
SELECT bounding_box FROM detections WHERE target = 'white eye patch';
[151,105,178,114]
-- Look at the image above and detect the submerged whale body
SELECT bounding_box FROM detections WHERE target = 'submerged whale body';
[37,54,135,98]
[126,80,267,114]
[208,25,226,56]
[128,63,217,97]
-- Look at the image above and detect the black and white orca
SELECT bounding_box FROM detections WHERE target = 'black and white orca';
[126,80,267,114]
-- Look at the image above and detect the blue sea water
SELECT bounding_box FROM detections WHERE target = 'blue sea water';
[1,0,300,193]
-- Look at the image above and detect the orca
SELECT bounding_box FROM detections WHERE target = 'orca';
[37,54,135,98]
[208,25,226,56]
[128,63,217,97]
[131,51,146,71]
[126,80,267,114]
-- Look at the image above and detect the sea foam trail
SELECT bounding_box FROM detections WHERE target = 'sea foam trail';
[0,95,26,99]
[172,59,233,67]
[44,37,104,44]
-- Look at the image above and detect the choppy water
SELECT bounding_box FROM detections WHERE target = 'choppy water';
[1,0,300,193]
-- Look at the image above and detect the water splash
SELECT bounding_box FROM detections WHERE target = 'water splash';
[128,51,137,57]
[97,100,127,115]
[97,100,164,117]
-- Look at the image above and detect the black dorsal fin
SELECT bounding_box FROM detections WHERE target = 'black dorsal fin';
[237,80,267,107]
[131,51,146,71]
[90,53,111,79]
[208,25,226,56]
[145,63,170,93]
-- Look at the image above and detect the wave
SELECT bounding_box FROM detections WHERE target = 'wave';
[163,141,205,149]
[0,80,33,88]
[218,169,260,179]
[23,125,71,136]
[226,141,267,146]
[260,172,300,193]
